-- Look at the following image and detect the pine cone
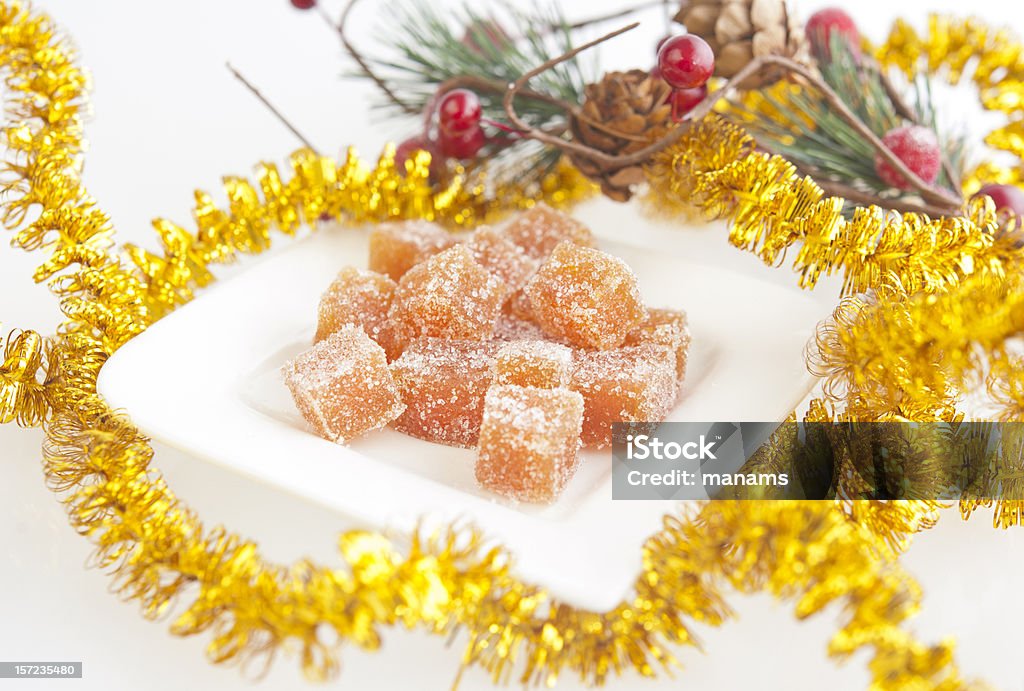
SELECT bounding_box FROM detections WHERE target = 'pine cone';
[568,70,673,202]
[674,0,807,86]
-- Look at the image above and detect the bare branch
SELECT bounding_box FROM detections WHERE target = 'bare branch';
[226,63,318,152]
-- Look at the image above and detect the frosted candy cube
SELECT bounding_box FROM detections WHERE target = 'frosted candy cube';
[283,325,405,444]
[503,203,595,260]
[388,245,507,342]
[623,308,691,384]
[570,343,677,447]
[389,338,500,447]
[525,242,646,350]
[314,267,396,344]
[368,219,458,280]
[466,225,538,293]
[475,385,584,503]
[495,340,573,388]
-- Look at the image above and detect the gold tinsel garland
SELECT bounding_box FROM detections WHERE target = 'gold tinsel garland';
[0,0,1017,686]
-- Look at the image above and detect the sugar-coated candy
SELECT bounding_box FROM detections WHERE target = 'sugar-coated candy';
[570,343,677,447]
[368,219,458,280]
[493,313,548,342]
[389,338,500,447]
[283,325,406,444]
[502,203,595,260]
[525,242,645,350]
[475,385,584,503]
[495,340,573,388]
[466,225,538,293]
[388,245,507,342]
[623,308,691,384]
[314,267,396,344]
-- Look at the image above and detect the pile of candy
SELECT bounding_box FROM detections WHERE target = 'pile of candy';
[283,205,690,503]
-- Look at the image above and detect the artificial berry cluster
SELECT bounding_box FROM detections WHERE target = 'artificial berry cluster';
[653,34,715,120]
[394,87,490,175]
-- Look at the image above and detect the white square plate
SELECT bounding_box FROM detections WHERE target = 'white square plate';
[97,207,822,611]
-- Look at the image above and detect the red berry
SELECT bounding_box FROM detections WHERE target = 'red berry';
[655,35,674,56]
[874,125,941,190]
[974,184,1024,218]
[651,65,662,80]
[806,8,860,56]
[290,0,316,9]
[437,89,482,136]
[657,34,715,90]
[668,84,708,119]
[439,126,486,160]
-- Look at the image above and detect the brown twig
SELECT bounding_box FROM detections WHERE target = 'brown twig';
[503,23,645,165]
[755,140,961,216]
[225,63,318,152]
[505,31,964,214]
[812,178,960,217]
[562,0,667,31]
[338,0,419,115]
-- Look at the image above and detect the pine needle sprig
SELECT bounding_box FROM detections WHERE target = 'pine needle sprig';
[730,35,968,215]
[348,1,595,190]
[366,2,590,123]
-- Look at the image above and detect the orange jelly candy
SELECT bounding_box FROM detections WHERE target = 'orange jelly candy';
[502,203,595,260]
[475,385,584,503]
[314,267,396,344]
[389,338,500,447]
[623,308,691,384]
[525,241,645,349]
[388,245,506,342]
[282,325,406,444]
[466,226,538,293]
[368,219,457,280]
[570,343,677,447]
[495,340,573,388]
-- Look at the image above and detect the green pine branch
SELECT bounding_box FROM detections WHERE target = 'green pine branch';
[355,1,595,183]
[730,35,968,215]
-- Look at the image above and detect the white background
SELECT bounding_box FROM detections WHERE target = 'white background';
[3,1,1024,689]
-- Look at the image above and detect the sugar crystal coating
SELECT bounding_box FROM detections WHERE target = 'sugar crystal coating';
[525,241,646,350]
[388,245,507,343]
[495,340,573,388]
[283,325,405,444]
[493,313,548,341]
[314,267,396,345]
[368,219,458,280]
[502,203,595,260]
[466,225,538,293]
[570,343,677,447]
[389,338,500,447]
[623,308,691,385]
[475,385,584,503]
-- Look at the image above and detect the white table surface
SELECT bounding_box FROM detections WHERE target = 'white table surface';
[3,1,1024,689]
